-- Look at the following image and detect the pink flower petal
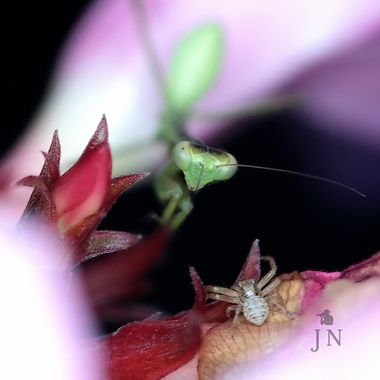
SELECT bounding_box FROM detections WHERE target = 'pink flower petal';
[3,0,380,199]
[287,33,380,148]
[0,222,104,380]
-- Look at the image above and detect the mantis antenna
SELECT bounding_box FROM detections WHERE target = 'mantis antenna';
[218,163,366,198]
[172,141,366,197]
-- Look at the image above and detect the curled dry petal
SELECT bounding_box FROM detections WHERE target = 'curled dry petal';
[340,251,380,282]
[102,311,202,380]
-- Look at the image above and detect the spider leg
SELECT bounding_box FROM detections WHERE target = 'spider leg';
[265,292,296,320]
[205,285,238,298]
[257,256,277,290]
[260,277,281,297]
[207,293,238,303]
[226,305,242,325]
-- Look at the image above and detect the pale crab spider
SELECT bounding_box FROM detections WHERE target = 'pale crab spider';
[205,256,292,326]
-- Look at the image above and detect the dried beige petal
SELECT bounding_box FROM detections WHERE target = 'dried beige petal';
[197,273,304,380]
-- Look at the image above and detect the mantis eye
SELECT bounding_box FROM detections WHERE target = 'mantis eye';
[214,153,238,181]
[173,141,192,171]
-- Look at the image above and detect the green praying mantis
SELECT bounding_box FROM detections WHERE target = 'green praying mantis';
[155,139,365,230]
[131,1,365,230]
[154,140,238,229]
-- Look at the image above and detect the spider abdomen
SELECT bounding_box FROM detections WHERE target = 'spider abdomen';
[243,295,269,325]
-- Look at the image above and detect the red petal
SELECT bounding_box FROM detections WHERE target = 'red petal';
[51,116,111,231]
[78,230,141,263]
[103,311,202,380]
[104,173,149,212]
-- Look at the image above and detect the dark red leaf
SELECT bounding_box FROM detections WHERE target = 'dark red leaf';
[104,173,149,212]
[66,214,105,260]
[17,176,48,191]
[83,114,109,152]
[97,281,151,312]
[96,303,167,325]
[40,130,61,183]
[79,230,141,263]
[187,267,229,323]
[18,132,61,222]
[81,226,171,308]
[103,311,202,380]
[17,176,56,222]
[41,151,60,183]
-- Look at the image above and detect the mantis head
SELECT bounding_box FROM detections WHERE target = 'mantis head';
[172,141,237,191]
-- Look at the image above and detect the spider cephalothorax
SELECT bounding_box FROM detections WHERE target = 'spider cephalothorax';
[205,256,291,326]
